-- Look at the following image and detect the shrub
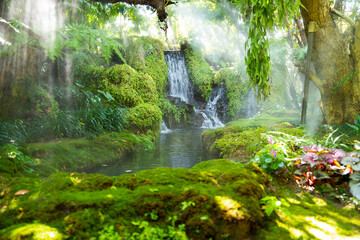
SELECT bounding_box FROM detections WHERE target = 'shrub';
[126,103,162,135]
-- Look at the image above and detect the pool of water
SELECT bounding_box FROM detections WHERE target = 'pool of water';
[83,128,208,176]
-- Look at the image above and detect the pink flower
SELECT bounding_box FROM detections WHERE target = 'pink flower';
[10,140,15,143]
[270,150,277,158]
[268,138,274,145]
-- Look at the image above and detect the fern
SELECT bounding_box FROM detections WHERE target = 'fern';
[63,23,126,64]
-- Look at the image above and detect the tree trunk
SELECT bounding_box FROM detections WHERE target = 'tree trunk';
[300,0,360,124]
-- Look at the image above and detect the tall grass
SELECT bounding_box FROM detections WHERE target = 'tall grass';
[0,90,127,146]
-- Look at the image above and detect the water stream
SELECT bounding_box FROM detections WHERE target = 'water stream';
[84,129,207,176]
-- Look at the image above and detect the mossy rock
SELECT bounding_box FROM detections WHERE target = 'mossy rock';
[104,64,158,107]
[201,111,303,161]
[125,103,162,135]
[79,64,158,107]
[0,160,271,239]
[125,36,168,96]
[181,42,214,101]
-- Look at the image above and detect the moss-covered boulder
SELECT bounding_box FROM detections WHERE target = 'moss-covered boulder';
[201,111,303,161]
[125,103,162,135]
[104,64,158,107]
[125,36,168,96]
[0,160,270,239]
[79,64,158,107]
[181,42,214,101]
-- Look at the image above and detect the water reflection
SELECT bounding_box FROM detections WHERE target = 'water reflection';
[84,129,207,176]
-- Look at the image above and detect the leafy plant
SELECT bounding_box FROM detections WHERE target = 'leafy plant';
[98,225,121,240]
[0,120,28,147]
[346,114,360,135]
[251,141,290,173]
[260,196,290,216]
[0,143,36,175]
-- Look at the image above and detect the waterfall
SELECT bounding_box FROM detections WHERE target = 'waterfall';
[161,121,172,133]
[246,87,257,118]
[197,88,225,129]
[165,51,225,129]
[164,51,192,103]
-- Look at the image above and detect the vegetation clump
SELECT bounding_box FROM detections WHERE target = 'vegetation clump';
[125,36,168,96]
[126,103,162,135]
[214,67,249,119]
[182,42,214,100]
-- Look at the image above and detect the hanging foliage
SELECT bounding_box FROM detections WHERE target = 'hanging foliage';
[232,0,302,100]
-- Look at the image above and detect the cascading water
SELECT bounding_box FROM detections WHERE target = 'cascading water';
[165,51,225,129]
[161,121,172,133]
[197,87,225,128]
[164,51,192,103]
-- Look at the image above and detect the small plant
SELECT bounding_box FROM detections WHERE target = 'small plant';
[98,225,121,240]
[260,196,290,216]
[251,140,290,173]
[346,114,360,135]
[180,201,195,211]
[0,143,36,175]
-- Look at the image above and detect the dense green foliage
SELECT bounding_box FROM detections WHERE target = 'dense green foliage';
[214,67,248,118]
[125,36,168,96]
[183,44,214,100]
[126,103,162,135]
[232,0,302,100]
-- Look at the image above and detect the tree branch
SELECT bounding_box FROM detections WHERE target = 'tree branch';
[297,65,325,95]
[331,8,356,28]
[93,0,176,22]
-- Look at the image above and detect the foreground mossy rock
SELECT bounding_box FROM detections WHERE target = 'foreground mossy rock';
[0,160,270,239]
[125,36,168,96]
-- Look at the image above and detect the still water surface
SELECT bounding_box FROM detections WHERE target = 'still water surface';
[84,129,207,176]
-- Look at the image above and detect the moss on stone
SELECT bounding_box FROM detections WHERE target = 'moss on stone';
[104,64,158,107]
[182,43,214,100]
[125,36,168,96]
[201,110,303,161]
[256,182,360,240]
[0,160,270,240]
[125,103,162,135]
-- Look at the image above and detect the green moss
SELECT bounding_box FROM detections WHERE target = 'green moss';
[182,44,214,100]
[214,68,249,119]
[256,182,360,240]
[125,36,168,96]
[0,223,64,240]
[0,160,270,240]
[79,64,158,107]
[201,110,302,160]
[104,64,158,107]
[125,103,162,135]
[26,132,153,176]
